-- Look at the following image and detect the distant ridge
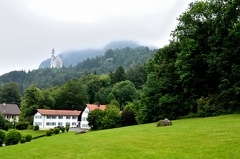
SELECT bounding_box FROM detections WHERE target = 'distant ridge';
[39,40,141,69]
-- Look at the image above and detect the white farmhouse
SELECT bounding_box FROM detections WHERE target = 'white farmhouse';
[80,104,106,129]
[33,109,81,129]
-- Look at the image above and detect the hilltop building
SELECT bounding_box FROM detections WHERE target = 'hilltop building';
[51,49,62,68]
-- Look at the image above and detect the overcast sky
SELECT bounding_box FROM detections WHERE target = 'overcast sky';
[0,0,193,76]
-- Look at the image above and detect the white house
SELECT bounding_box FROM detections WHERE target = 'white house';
[0,103,20,122]
[80,104,106,129]
[33,109,81,129]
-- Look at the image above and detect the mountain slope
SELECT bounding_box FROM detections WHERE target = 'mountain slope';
[39,40,141,68]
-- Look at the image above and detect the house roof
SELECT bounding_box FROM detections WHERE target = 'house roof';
[0,103,20,115]
[37,109,81,116]
[86,104,107,111]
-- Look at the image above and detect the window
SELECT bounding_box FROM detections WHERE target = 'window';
[35,116,42,119]
[82,117,87,121]
[46,122,56,126]
[66,116,71,119]
[58,116,63,119]
[82,124,89,128]
[72,122,76,126]
[34,122,42,126]
[72,116,76,119]
[58,122,63,126]
[46,116,57,119]
[66,122,70,126]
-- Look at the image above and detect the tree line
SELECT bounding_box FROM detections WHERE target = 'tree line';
[1,0,240,127]
[0,46,155,94]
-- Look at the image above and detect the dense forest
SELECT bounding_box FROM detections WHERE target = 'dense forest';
[0,0,240,126]
[0,46,156,93]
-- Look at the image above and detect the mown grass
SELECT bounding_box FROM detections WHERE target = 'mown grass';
[0,114,240,159]
[19,129,46,138]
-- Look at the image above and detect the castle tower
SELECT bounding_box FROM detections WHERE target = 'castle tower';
[50,48,62,68]
[50,48,55,68]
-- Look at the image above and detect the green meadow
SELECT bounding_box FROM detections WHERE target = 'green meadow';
[1,114,240,159]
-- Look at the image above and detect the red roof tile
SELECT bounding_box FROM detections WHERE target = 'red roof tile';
[86,104,107,111]
[37,109,81,116]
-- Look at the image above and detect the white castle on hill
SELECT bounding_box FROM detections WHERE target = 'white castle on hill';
[51,48,62,68]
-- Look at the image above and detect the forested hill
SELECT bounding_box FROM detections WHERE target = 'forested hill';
[39,40,141,68]
[0,46,156,93]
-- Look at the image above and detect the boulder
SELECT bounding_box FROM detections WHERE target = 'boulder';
[76,129,86,134]
[157,118,172,127]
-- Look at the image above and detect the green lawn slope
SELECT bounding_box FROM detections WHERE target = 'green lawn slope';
[1,114,240,159]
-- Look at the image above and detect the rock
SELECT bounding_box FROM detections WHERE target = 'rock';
[157,118,172,127]
[76,129,86,134]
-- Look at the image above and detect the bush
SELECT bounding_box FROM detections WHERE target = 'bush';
[0,130,6,146]
[2,120,13,131]
[66,125,70,132]
[5,129,22,145]
[54,128,60,134]
[33,125,39,131]
[46,130,52,136]
[60,126,65,133]
[121,107,138,127]
[25,134,32,142]
[16,122,29,130]
[20,138,26,144]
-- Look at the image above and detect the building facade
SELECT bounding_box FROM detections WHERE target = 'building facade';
[80,104,106,129]
[33,109,81,129]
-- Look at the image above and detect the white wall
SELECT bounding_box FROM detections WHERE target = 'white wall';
[80,107,91,129]
[33,112,80,129]
[4,115,19,122]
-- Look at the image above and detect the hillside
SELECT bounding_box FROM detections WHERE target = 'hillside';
[1,114,240,159]
[39,40,142,68]
[0,46,156,93]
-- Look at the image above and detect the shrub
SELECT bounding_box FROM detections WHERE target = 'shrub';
[25,134,32,142]
[33,125,39,131]
[49,128,54,134]
[0,130,6,146]
[121,107,138,127]
[5,129,22,145]
[66,125,70,132]
[2,120,13,131]
[16,122,29,130]
[54,128,60,134]
[20,138,26,144]
[46,130,52,136]
[61,126,65,133]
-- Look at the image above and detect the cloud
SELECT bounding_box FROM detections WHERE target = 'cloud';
[0,0,192,75]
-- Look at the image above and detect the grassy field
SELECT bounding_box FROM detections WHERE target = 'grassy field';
[19,129,46,138]
[0,114,240,159]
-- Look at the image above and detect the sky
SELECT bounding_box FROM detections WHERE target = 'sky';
[0,0,193,76]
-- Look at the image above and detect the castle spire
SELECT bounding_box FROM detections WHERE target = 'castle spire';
[52,48,55,56]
